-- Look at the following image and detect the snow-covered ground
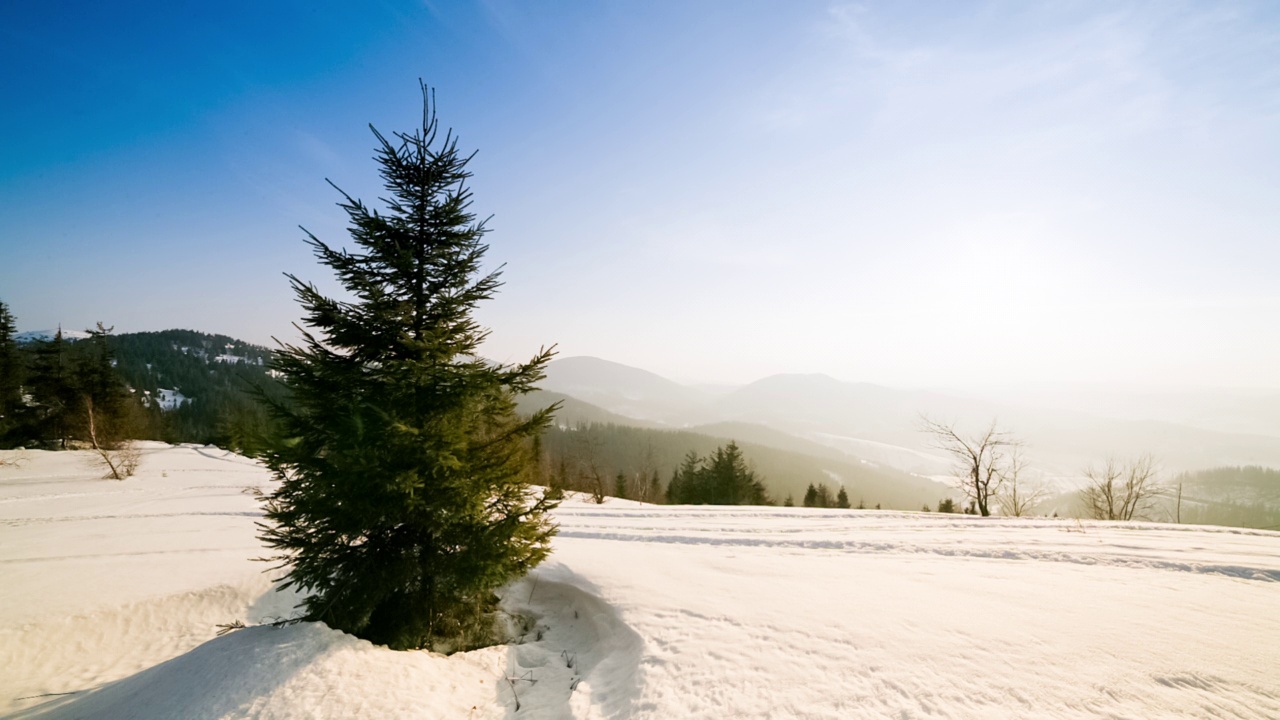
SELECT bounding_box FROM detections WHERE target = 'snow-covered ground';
[2,445,1278,719]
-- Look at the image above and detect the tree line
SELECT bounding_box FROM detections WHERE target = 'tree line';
[2,307,889,512]
[536,420,932,509]
[0,315,289,456]
[0,313,141,477]
[111,329,287,452]
[666,442,771,505]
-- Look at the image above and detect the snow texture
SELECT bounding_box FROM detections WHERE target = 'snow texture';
[139,389,190,411]
[214,355,262,366]
[2,445,1278,719]
[13,330,92,344]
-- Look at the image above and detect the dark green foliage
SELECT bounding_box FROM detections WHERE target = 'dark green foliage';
[667,442,771,505]
[110,329,286,449]
[666,451,700,504]
[77,324,130,417]
[0,302,22,446]
[803,482,835,508]
[76,324,140,454]
[535,421,948,509]
[25,330,76,448]
[6,324,142,450]
[836,487,851,509]
[259,87,557,652]
[937,497,957,513]
[803,483,818,507]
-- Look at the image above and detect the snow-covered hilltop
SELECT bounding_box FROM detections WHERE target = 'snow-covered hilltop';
[13,329,93,343]
[2,445,1278,719]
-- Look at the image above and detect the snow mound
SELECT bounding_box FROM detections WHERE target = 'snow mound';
[23,623,503,720]
[15,573,644,720]
[499,570,646,719]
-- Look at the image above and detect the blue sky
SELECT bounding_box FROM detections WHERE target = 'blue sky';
[2,1,1278,388]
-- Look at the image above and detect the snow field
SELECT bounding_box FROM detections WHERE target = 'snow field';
[2,445,1278,719]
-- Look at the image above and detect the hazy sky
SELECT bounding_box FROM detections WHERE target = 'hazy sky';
[3,1,1278,388]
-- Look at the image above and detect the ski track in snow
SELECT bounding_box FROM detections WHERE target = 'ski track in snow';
[1,511,263,528]
[3,444,1279,719]
[555,507,1280,583]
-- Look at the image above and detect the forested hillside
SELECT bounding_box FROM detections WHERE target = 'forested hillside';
[111,330,286,450]
[4,319,946,509]
[10,319,1277,526]
[538,421,949,509]
[1171,465,1280,529]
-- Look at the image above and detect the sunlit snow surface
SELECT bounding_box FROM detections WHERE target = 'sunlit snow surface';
[2,444,1277,719]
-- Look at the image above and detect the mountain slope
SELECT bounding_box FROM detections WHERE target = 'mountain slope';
[539,421,949,508]
[541,356,713,424]
[516,389,664,429]
[543,358,1280,479]
[111,330,284,446]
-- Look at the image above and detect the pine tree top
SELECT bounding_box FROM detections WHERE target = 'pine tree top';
[286,85,504,368]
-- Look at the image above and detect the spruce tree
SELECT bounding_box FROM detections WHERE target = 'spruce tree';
[705,441,770,505]
[75,324,131,427]
[259,86,558,652]
[0,302,21,446]
[803,483,818,508]
[817,483,833,508]
[666,443,769,506]
[667,450,703,504]
[28,329,75,448]
[836,487,850,509]
[74,323,139,474]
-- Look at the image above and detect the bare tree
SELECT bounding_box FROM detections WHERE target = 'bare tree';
[84,396,140,480]
[1080,455,1161,521]
[919,416,1020,517]
[998,446,1048,517]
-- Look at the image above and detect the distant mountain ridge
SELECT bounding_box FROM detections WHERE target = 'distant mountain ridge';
[59,336,1280,505]
[541,356,714,424]
[540,356,1280,480]
[15,329,93,343]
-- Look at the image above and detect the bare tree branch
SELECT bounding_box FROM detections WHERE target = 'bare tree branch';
[919,415,1021,517]
[1081,454,1161,521]
[998,446,1047,517]
[85,396,139,480]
